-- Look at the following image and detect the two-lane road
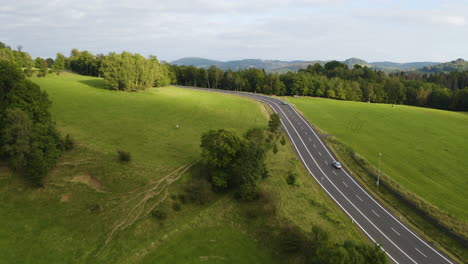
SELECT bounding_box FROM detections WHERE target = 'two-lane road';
[180,86,455,264]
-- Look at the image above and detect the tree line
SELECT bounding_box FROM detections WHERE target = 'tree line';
[169,62,468,111]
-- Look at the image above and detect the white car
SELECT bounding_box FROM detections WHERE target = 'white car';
[332,161,342,169]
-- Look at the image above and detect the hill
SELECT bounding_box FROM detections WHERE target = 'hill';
[0,73,366,263]
[171,57,445,72]
[419,58,468,73]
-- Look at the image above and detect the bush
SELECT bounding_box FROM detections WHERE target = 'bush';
[273,144,278,154]
[117,150,131,162]
[235,183,259,201]
[280,135,286,145]
[185,178,213,204]
[278,225,307,254]
[286,172,297,185]
[151,209,167,220]
[172,202,181,211]
[62,134,74,150]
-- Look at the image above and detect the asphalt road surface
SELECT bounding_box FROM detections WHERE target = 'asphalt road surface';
[180,86,456,264]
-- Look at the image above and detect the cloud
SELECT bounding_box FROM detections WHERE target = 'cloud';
[0,0,467,62]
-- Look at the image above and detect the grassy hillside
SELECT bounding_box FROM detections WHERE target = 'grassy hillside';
[287,97,468,223]
[0,73,366,263]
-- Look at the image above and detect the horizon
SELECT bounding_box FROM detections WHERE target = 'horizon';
[1,0,467,62]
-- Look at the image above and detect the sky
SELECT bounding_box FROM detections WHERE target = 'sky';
[1,0,467,62]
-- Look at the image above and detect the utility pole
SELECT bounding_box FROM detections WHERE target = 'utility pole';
[377,153,382,187]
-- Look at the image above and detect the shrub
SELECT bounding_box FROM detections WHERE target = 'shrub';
[172,202,181,211]
[151,209,167,220]
[235,183,259,201]
[280,135,286,145]
[286,172,297,185]
[273,144,278,154]
[63,134,74,150]
[185,178,213,204]
[117,150,131,162]
[279,225,307,254]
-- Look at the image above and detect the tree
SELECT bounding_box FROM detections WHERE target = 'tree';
[200,129,244,170]
[38,59,48,77]
[52,53,66,75]
[268,113,281,132]
[1,108,33,169]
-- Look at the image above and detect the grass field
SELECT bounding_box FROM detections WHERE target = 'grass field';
[287,97,468,223]
[0,73,366,263]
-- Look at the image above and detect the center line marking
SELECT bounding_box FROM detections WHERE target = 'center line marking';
[332,171,337,175]
[312,143,316,147]
[342,181,348,187]
[415,248,427,258]
[318,152,322,156]
[391,227,400,236]
[372,210,380,218]
[356,195,363,202]
[305,132,308,135]
[301,126,304,130]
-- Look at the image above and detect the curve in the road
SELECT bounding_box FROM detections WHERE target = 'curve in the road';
[180,86,456,264]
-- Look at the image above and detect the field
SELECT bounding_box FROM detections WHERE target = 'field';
[0,73,365,263]
[287,97,468,222]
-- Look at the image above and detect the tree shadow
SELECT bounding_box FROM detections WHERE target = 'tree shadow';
[78,79,109,90]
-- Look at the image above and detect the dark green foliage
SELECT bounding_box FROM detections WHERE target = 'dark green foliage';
[172,202,181,211]
[184,178,213,204]
[151,209,167,220]
[117,150,131,162]
[286,171,297,185]
[280,135,286,145]
[62,134,74,151]
[236,183,259,201]
[273,144,278,154]
[279,225,308,254]
[0,60,62,186]
[201,129,244,170]
[268,113,281,132]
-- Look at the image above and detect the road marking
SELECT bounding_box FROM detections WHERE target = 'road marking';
[305,131,308,135]
[372,210,380,218]
[332,171,337,175]
[342,181,348,188]
[391,227,400,236]
[312,143,316,147]
[318,152,322,156]
[415,248,427,258]
[298,122,300,125]
[301,126,304,130]
[356,195,363,202]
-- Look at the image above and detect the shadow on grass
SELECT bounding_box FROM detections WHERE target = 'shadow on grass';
[79,79,109,90]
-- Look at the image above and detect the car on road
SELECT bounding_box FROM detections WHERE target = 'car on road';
[281,101,288,105]
[332,161,342,169]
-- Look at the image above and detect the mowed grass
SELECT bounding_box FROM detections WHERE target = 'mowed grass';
[287,97,468,222]
[0,73,366,263]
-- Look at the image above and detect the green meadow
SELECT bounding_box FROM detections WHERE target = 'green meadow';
[287,97,468,222]
[0,73,365,263]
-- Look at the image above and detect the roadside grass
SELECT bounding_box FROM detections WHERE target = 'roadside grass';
[0,73,367,263]
[287,97,468,223]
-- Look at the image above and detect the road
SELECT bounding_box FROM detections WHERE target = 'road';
[180,86,456,264]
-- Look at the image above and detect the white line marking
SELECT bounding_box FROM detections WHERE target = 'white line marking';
[286,102,453,264]
[391,227,401,236]
[301,126,304,130]
[372,210,380,218]
[318,152,322,156]
[312,143,316,147]
[415,248,427,258]
[342,181,349,188]
[356,195,363,202]
[305,131,308,135]
[332,171,337,175]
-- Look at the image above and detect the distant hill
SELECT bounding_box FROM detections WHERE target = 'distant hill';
[418,58,468,73]
[171,57,462,73]
[372,61,439,70]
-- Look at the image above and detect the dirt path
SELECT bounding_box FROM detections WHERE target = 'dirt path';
[95,160,199,256]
